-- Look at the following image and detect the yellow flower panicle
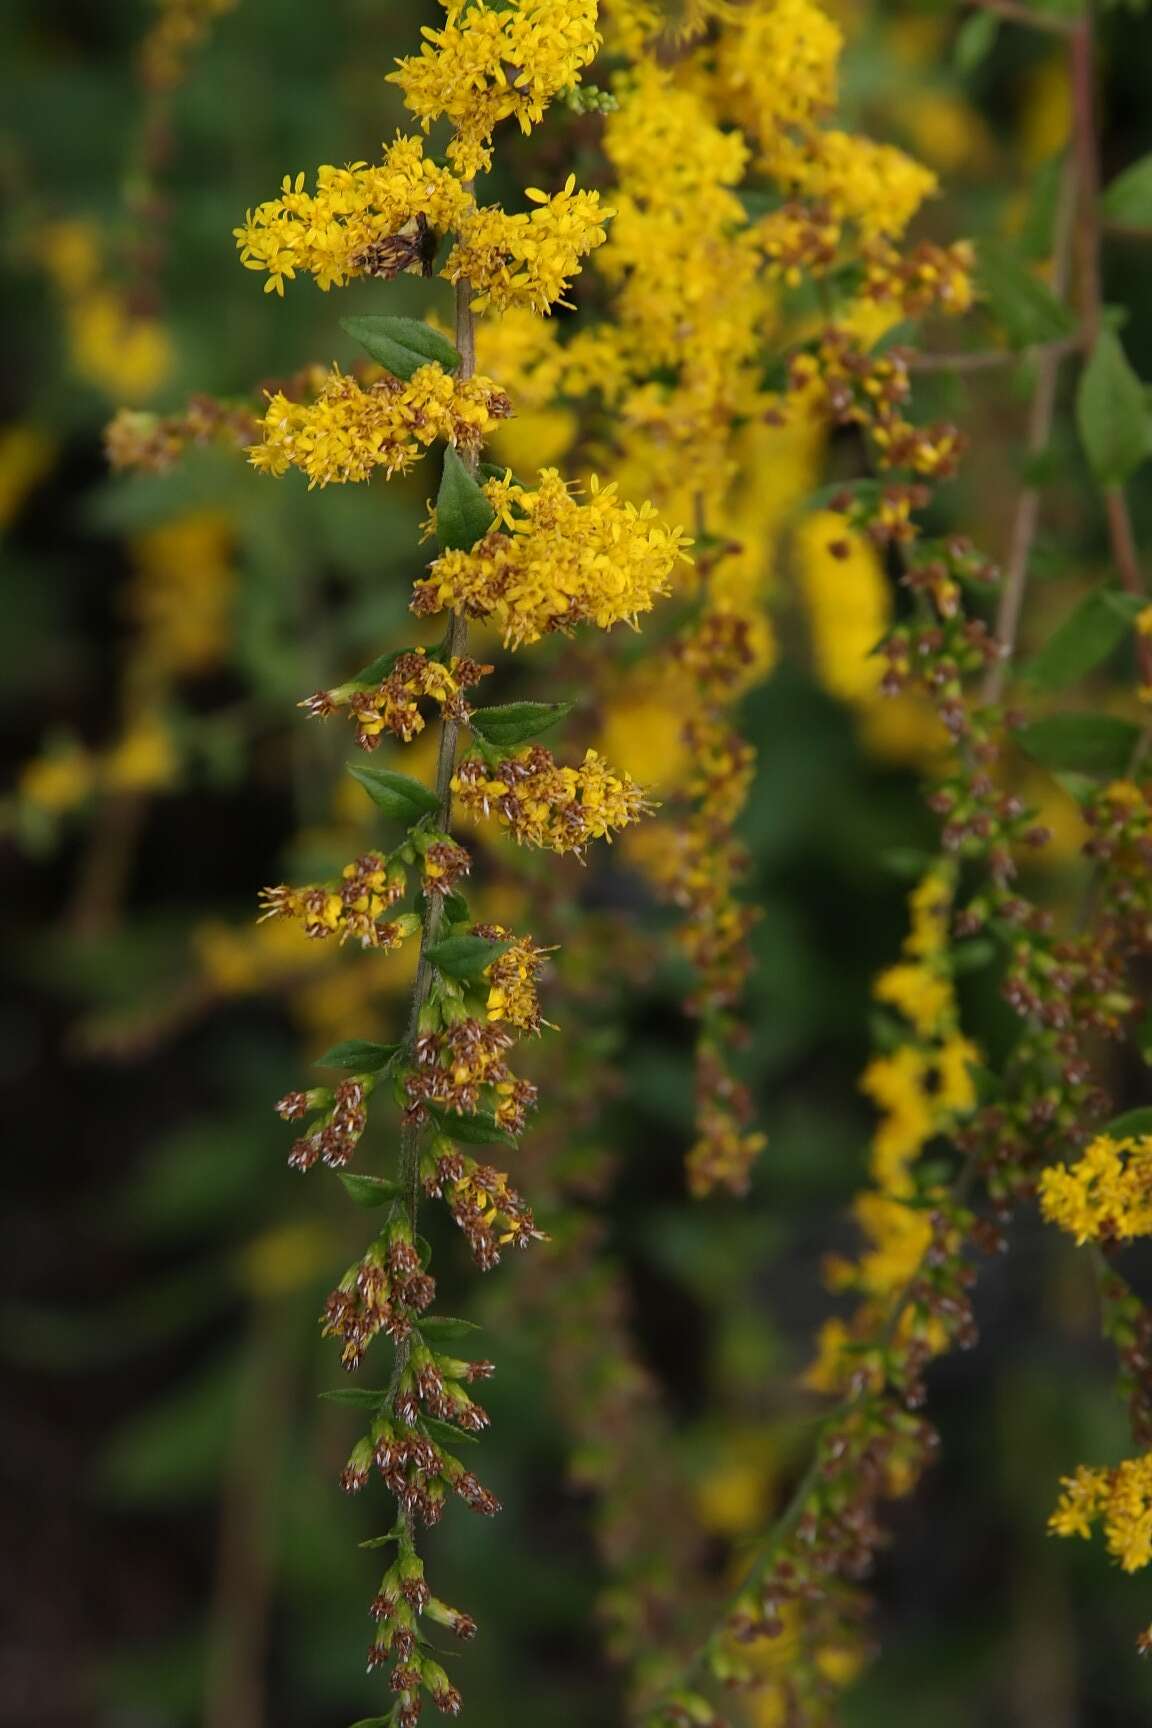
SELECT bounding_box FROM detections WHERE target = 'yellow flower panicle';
[304,650,492,750]
[809,865,979,1394]
[480,928,551,1032]
[716,0,843,146]
[453,746,648,854]
[775,131,938,240]
[389,0,602,179]
[447,177,613,315]
[234,136,473,295]
[1051,1456,1152,1574]
[1039,1135,1152,1246]
[249,365,511,488]
[260,853,416,949]
[415,468,689,648]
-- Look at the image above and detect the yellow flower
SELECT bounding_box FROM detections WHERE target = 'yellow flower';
[874,961,952,1039]
[0,425,54,531]
[447,177,613,315]
[234,135,472,295]
[453,746,649,853]
[1050,1455,1152,1575]
[1039,1135,1152,1245]
[104,715,179,792]
[795,510,890,706]
[414,468,689,648]
[19,742,95,814]
[250,366,511,488]
[389,0,601,179]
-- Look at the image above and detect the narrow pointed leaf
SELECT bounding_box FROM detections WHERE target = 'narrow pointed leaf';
[425,933,512,979]
[470,701,574,747]
[1022,588,1145,691]
[436,446,495,552]
[339,1173,403,1209]
[1017,712,1141,775]
[315,1040,400,1073]
[340,314,461,380]
[348,762,441,820]
[1077,330,1150,486]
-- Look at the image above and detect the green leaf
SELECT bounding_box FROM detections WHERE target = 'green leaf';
[1077,329,1150,486]
[418,1316,482,1343]
[346,649,402,688]
[425,932,512,979]
[435,446,495,552]
[950,939,997,974]
[315,1040,400,1073]
[348,1719,395,1727]
[869,318,919,354]
[1103,1108,1152,1138]
[470,701,574,747]
[339,1173,403,1209]
[1103,154,1152,227]
[1017,712,1141,775]
[801,478,883,514]
[347,762,441,821]
[954,10,999,73]
[441,890,471,925]
[421,1415,478,1449]
[1022,588,1145,691]
[319,1387,388,1408]
[977,239,1074,349]
[878,846,935,880]
[427,1104,518,1148]
[340,315,461,381]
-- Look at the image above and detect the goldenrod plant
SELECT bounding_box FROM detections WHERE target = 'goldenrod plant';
[10,0,1152,1723]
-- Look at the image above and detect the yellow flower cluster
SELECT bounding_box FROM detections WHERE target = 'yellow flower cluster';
[1051,1456,1152,1573]
[127,512,235,679]
[716,0,842,145]
[389,0,601,178]
[1039,1136,1152,1246]
[809,866,979,1392]
[863,238,976,318]
[414,469,689,648]
[39,219,172,403]
[306,650,490,750]
[249,366,511,488]
[234,136,472,295]
[259,853,415,949]
[447,177,613,315]
[772,131,937,240]
[453,746,648,854]
[483,931,550,1032]
[141,0,236,91]
[599,65,758,377]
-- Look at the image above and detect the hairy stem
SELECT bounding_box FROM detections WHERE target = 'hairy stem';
[390,275,477,1428]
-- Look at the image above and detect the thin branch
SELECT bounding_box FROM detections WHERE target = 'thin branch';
[983,149,1079,703]
[907,333,1080,375]
[966,0,1078,35]
[1069,20,1152,686]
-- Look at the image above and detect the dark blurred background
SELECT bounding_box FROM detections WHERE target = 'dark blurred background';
[5,2,1152,1725]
